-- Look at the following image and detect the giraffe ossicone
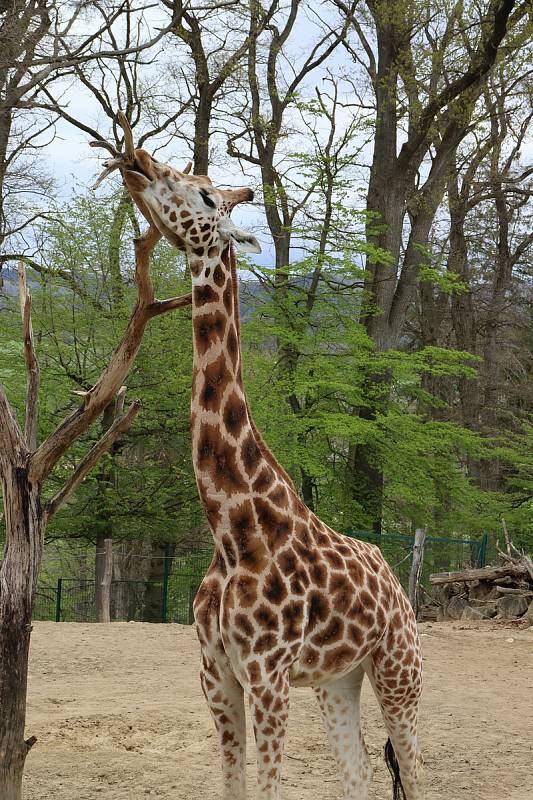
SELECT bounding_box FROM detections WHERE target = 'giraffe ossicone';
[123,147,425,800]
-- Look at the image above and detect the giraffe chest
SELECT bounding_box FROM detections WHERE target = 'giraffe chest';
[197,549,390,692]
[194,492,406,691]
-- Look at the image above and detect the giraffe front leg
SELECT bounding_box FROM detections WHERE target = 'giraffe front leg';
[249,674,290,800]
[200,655,247,800]
[314,665,372,799]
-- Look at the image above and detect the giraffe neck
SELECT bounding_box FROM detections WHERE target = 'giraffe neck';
[189,243,293,555]
[190,242,245,424]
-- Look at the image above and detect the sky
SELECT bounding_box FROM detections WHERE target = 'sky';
[21,1,374,270]
[7,1,532,271]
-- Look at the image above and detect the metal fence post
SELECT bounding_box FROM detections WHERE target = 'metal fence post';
[161,543,171,623]
[55,578,62,622]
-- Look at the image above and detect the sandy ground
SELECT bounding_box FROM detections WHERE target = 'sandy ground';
[23,621,532,800]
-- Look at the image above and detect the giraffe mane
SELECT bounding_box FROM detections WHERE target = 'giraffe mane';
[225,243,298,495]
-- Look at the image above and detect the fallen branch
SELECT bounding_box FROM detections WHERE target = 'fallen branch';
[522,555,533,583]
[494,586,533,596]
[429,563,529,585]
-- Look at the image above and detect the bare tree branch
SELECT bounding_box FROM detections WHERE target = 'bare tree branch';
[0,387,26,474]
[7,9,186,105]
[149,293,193,316]
[17,262,39,451]
[397,0,517,169]
[27,225,158,484]
[43,398,142,524]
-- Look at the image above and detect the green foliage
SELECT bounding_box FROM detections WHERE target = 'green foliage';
[416,243,468,294]
[241,241,526,541]
[1,184,530,560]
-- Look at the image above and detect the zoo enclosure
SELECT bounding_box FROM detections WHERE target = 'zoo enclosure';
[32,532,489,623]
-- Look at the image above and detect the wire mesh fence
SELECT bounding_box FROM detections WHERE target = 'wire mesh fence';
[346,530,487,594]
[29,532,488,624]
[33,551,213,623]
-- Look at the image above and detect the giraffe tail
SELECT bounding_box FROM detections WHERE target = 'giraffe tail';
[384,738,407,800]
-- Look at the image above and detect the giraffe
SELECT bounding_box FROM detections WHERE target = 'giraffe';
[121,148,425,800]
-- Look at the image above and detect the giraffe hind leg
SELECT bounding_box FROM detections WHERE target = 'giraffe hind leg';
[364,634,425,800]
[384,737,407,800]
[314,665,372,799]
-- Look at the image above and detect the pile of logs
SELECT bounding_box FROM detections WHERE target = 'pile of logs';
[423,533,533,624]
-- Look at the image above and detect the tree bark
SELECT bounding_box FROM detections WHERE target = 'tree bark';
[143,541,174,622]
[193,89,214,175]
[300,469,315,512]
[0,462,42,800]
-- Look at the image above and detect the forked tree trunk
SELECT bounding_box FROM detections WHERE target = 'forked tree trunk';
[0,218,191,797]
[0,111,197,799]
[0,462,43,800]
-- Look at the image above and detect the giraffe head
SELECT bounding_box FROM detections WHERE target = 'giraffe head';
[123,148,261,259]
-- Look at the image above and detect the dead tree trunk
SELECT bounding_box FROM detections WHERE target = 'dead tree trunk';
[0,114,193,800]
[0,461,42,799]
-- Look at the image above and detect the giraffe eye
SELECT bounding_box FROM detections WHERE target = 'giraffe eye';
[199,189,216,209]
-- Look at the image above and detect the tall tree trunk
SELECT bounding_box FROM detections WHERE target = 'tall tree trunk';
[143,541,174,622]
[300,468,315,512]
[0,463,42,800]
[448,170,480,432]
[0,109,13,259]
[347,432,384,535]
[193,89,214,175]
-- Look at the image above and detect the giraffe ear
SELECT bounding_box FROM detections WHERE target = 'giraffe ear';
[218,217,261,254]
[123,169,150,194]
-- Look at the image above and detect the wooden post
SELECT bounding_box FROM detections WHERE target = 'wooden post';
[97,539,113,623]
[161,543,171,623]
[408,527,427,618]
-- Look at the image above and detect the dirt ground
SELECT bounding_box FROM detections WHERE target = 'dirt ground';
[24,621,532,800]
